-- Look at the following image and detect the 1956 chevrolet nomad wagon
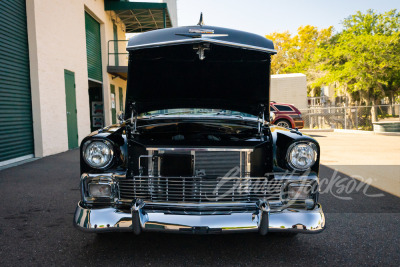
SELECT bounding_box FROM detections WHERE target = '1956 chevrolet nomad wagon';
[74,20,325,235]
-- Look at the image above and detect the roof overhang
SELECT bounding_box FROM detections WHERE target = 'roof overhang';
[104,1,173,33]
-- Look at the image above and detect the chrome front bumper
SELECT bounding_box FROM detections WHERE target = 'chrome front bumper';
[73,200,325,235]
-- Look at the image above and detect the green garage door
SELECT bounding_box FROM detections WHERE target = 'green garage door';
[0,0,34,163]
[85,12,102,82]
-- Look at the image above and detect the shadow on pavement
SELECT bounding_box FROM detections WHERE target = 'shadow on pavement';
[0,150,399,266]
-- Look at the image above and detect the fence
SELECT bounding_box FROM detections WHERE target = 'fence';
[299,104,400,130]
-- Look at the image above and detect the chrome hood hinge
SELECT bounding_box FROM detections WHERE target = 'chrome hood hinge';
[128,102,139,136]
[258,104,266,136]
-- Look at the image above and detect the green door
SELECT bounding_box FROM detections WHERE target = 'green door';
[64,70,78,149]
[110,84,116,124]
[85,12,102,82]
[119,87,123,112]
[0,0,34,163]
[113,23,119,66]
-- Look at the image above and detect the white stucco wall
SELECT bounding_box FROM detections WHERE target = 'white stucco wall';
[163,0,178,26]
[26,0,127,157]
[270,74,308,110]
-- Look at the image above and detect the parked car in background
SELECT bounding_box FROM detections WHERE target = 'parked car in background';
[270,101,304,129]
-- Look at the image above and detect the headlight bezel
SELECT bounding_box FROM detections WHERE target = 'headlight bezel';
[82,139,115,169]
[286,141,318,171]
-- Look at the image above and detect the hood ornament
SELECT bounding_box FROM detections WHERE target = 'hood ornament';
[175,13,228,38]
[197,12,204,26]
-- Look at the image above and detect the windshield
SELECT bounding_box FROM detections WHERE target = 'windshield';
[140,108,257,118]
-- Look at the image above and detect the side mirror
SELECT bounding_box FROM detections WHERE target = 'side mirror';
[117,111,124,124]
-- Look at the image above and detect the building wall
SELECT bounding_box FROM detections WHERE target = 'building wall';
[270,74,308,110]
[163,0,178,26]
[26,0,127,157]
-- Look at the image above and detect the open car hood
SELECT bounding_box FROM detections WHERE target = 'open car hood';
[125,25,276,117]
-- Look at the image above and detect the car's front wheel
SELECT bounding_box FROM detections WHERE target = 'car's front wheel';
[275,119,291,129]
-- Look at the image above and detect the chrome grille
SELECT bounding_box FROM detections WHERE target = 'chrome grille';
[194,151,240,177]
[119,176,283,203]
[145,150,250,177]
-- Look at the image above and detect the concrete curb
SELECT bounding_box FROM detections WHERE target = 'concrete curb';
[334,129,374,134]
[373,132,400,136]
[301,129,400,136]
[300,129,334,133]
[0,157,39,171]
[334,129,400,136]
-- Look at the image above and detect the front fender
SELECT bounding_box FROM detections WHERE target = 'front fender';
[80,124,127,174]
[269,125,320,175]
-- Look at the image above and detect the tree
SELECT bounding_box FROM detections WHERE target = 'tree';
[266,26,333,94]
[265,9,400,124]
[314,9,400,122]
[264,31,292,75]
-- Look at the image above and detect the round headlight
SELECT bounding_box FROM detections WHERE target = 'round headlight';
[83,140,113,168]
[287,142,317,170]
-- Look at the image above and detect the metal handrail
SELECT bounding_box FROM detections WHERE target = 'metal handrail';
[107,40,129,66]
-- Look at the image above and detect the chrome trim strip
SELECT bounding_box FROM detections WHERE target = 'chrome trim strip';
[146,147,254,152]
[127,38,277,54]
[143,201,258,209]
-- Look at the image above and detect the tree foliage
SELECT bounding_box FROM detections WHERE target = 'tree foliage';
[265,9,400,108]
[315,9,400,108]
[266,25,333,75]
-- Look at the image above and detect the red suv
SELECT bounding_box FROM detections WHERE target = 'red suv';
[270,102,304,129]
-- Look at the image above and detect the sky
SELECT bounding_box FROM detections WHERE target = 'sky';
[176,0,399,36]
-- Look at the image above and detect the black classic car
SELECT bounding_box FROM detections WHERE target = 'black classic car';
[74,20,325,235]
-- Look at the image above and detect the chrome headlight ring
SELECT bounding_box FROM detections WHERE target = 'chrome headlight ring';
[82,140,114,169]
[286,142,318,171]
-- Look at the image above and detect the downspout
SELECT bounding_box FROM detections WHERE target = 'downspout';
[163,8,166,28]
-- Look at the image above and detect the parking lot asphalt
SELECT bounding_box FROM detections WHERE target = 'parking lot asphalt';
[308,132,400,197]
[1,149,400,266]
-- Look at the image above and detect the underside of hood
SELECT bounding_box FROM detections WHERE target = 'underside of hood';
[125,25,276,118]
